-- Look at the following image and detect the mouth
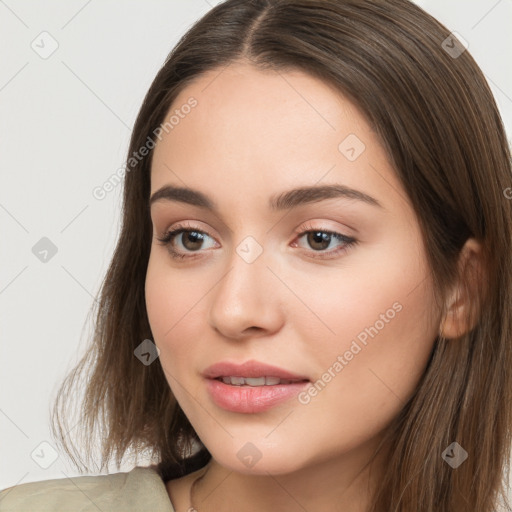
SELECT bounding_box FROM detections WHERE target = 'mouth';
[213,376,310,386]
[203,360,311,412]
[202,359,310,382]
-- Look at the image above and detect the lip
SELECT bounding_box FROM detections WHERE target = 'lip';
[202,360,310,414]
[202,360,309,381]
[205,379,310,413]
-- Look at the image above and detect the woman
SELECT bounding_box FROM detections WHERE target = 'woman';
[1,0,511,511]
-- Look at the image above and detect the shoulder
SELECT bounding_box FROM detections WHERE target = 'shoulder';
[0,466,175,512]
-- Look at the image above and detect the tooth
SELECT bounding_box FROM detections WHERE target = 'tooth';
[244,377,266,386]
[219,376,303,386]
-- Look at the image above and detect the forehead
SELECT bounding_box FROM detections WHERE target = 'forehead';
[149,63,407,216]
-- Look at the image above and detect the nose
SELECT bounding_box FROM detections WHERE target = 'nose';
[207,241,284,340]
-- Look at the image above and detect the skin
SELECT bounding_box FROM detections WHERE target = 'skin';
[145,61,478,512]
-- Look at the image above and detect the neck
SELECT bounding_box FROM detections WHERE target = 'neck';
[190,436,388,512]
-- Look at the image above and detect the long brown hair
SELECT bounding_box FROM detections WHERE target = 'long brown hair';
[51,1,512,510]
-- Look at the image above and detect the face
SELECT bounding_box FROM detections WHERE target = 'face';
[145,62,442,475]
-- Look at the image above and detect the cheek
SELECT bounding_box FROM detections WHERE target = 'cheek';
[145,254,210,378]
[287,231,436,351]
[293,237,439,434]
[145,256,174,340]
[145,256,186,357]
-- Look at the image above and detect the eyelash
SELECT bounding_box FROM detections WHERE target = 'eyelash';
[155,222,358,261]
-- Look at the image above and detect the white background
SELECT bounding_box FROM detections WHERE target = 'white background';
[1,0,511,497]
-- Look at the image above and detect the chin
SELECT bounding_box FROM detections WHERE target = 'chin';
[206,439,311,476]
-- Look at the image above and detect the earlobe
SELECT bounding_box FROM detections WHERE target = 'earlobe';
[439,238,485,339]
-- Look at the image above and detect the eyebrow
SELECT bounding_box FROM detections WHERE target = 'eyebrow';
[149,183,384,211]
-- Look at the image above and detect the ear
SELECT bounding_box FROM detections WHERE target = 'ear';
[439,237,486,339]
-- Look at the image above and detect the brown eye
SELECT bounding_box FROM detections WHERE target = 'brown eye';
[178,230,206,251]
[156,223,217,260]
[293,223,358,260]
[306,231,333,251]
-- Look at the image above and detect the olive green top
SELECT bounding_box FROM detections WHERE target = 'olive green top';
[0,466,176,511]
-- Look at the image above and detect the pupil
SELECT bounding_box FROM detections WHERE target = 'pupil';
[309,231,330,250]
[184,231,203,250]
